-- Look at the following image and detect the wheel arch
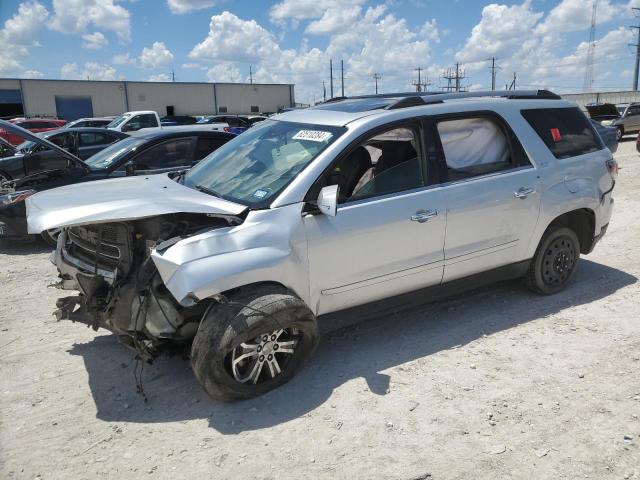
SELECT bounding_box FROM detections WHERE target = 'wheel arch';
[545,208,596,254]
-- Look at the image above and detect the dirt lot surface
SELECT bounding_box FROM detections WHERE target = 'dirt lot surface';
[1,141,640,480]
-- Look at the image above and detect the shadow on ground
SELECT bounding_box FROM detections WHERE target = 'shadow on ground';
[67,259,636,433]
[0,238,51,255]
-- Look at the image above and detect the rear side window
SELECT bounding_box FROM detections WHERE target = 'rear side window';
[521,107,603,159]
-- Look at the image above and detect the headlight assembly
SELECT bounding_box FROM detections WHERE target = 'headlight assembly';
[0,190,37,206]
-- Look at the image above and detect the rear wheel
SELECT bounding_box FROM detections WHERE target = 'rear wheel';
[526,227,580,295]
[191,286,319,402]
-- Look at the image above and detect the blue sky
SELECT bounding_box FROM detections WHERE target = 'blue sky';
[1,0,639,103]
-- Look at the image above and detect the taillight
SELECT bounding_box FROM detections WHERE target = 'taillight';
[224,127,230,132]
[606,158,619,177]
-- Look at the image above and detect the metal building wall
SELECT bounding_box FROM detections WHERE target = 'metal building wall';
[18,80,128,117]
[561,90,640,109]
[214,84,294,114]
[125,82,216,116]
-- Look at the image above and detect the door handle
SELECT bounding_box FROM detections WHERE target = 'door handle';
[411,209,438,223]
[514,187,536,199]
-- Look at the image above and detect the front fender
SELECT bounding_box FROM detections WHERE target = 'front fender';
[151,203,311,307]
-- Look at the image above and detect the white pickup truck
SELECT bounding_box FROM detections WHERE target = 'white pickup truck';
[106,110,228,135]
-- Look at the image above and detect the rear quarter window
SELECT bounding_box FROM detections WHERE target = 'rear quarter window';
[521,107,604,159]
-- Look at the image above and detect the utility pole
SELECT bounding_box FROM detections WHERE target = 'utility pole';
[341,59,344,97]
[489,57,499,90]
[583,0,597,92]
[441,63,466,92]
[632,8,640,90]
[329,59,334,99]
[249,65,253,84]
[171,68,176,82]
[373,73,382,94]
[507,72,517,90]
[412,67,430,92]
[322,80,327,101]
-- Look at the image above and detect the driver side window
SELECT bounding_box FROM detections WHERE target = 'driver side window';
[321,126,425,204]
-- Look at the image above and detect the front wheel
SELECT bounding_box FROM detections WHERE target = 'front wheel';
[526,227,580,295]
[191,286,319,402]
[616,126,624,141]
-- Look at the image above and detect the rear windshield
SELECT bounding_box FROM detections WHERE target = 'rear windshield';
[521,107,603,159]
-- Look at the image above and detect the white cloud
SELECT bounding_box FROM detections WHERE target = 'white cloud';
[0,1,49,74]
[50,0,131,42]
[148,73,172,82]
[167,0,216,14]
[21,69,44,78]
[113,52,135,65]
[189,11,281,64]
[535,0,621,36]
[139,41,174,68]
[305,4,363,35]
[61,61,118,80]
[270,0,364,24]
[206,63,242,82]
[82,31,108,49]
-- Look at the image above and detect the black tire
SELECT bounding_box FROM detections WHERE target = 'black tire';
[41,228,61,247]
[616,126,624,141]
[526,227,580,295]
[191,285,319,402]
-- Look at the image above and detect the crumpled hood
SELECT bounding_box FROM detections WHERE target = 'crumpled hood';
[26,173,247,233]
[585,103,620,119]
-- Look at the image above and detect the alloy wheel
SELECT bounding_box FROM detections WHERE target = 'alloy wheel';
[228,328,300,384]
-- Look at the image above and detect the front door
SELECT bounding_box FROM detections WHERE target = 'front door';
[431,114,541,282]
[303,123,446,315]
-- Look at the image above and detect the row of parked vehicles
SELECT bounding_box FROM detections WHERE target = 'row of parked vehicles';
[0,90,618,402]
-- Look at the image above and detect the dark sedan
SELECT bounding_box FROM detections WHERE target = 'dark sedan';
[0,121,235,243]
[0,128,129,183]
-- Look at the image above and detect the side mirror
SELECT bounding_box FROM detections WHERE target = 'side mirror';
[125,161,136,176]
[316,184,339,217]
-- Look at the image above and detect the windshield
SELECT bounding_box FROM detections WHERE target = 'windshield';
[107,114,129,128]
[184,120,345,206]
[84,136,145,169]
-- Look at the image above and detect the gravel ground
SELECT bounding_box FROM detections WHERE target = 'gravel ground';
[1,140,639,480]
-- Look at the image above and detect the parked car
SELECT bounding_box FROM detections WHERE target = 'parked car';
[199,115,251,134]
[0,137,16,159]
[0,118,66,145]
[0,120,235,244]
[586,102,640,140]
[590,119,618,153]
[107,110,228,133]
[0,128,129,183]
[63,117,114,129]
[160,115,198,126]
[25,90,616,401]
[242,115,268,126]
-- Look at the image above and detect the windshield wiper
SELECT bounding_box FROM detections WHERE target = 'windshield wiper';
[195,184,221,198]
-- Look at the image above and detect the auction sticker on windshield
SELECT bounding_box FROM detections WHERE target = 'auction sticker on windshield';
[292,130,333,142]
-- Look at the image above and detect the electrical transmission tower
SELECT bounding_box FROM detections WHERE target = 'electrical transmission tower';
[583,0,598,92]
[372,73,382,94]
[412,67,431,92]
[441,63,467,92]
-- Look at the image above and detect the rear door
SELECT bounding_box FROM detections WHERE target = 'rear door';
[23,131,73,174]
[77,131,119,159]
[430,113,541,282]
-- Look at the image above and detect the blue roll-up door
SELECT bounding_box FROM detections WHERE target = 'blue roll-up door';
[55,96,94,121]
[0,89,24,118]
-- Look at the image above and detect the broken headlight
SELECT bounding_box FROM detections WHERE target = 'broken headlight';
[0,189,37,206]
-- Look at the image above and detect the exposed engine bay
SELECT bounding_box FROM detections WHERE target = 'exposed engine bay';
[53,213,242,360]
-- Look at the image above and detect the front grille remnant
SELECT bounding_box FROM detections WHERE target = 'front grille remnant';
[66,223,132,274]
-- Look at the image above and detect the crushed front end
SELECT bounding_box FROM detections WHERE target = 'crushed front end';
[51,215,233,360]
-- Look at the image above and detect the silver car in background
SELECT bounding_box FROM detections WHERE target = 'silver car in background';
[26,90,617,401]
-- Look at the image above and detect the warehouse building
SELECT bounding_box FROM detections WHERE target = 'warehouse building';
[0,78,295,120]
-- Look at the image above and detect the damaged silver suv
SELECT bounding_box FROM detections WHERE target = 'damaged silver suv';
[27,90,617,401]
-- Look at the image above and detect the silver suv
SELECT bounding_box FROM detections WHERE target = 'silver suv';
[27,90,617,401]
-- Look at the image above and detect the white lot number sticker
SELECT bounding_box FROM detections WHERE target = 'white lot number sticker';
[292,130,333,142]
